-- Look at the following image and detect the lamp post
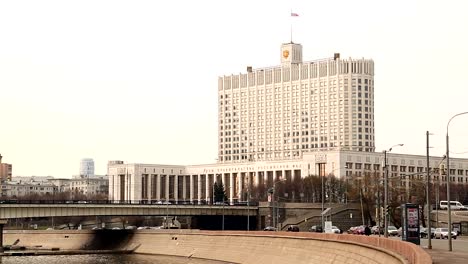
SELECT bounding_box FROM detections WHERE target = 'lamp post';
[383,143,404,238]
[426,131,432,249]
[272,178,286,230]
[446,111,468,251]
[321,166,347,231]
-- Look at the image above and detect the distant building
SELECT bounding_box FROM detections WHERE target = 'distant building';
[70,175,108,196]
[0,154,12,182]
[48,178,71,193]
[79,158,95,177]
[1,177,57,198]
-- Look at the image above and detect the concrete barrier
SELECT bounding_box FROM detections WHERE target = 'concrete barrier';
[3,230,431,264]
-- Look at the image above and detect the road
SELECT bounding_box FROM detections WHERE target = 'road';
[382,235,468,264]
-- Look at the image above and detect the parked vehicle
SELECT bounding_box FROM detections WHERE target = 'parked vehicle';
[434,228,457,239]
[388,226,398,236]
[350,225,366,235]
[420,227,435,238]
[439,200,467,210]
[371,226,383,235]
[309,225,323,233]
[330,226,342,234]
[287,225,300,232]
[264,226,277,231]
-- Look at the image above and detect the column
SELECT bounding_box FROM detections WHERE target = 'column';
[166,175,170,201]
[229,173,234,204]
[238,172,244,201]
[254,171,259,186]
[197,174,202,203]
[182,175,187,201]
[205,174,210,203]
[174,175,179,203]
[156,174,161,201]
[190,175,194,203]
[264,171,268,187]
[147,175,151,202]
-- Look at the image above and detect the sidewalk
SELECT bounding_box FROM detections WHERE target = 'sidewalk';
[425,248,468,264]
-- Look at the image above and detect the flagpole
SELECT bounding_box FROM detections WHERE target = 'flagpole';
[290,9,293,43]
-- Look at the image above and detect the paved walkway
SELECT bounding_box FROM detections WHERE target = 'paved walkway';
[425,248,468,264]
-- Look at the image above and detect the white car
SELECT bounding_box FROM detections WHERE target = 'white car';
[330,226,341,234]
[388,226,399,236]
[434,228,457,239]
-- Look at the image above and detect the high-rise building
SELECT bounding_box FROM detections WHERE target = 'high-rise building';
[217,42,375,163]
[79,158,95,177]
[0,154,12,182]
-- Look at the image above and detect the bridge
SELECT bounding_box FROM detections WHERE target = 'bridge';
[0,201,258,219]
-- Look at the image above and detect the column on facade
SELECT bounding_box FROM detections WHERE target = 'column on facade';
[147,175,152,202]
[156,174,161,201]
[174,174,179,203]
[189,175,194,203]
[205,174,210,203]
[165,175,170,201]
[238,172,244,201]
[254,171,259,186]
[197,174,202,203]
[182,175,187,201]
[229,173,234,204]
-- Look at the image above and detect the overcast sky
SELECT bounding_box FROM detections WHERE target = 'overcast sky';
[1,0,467,177]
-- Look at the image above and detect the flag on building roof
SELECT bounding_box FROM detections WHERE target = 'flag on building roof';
[291,12,299,17]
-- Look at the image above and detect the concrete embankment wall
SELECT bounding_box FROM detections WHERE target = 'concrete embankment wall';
[3,230,431,264]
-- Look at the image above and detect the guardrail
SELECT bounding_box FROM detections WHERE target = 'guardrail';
[0,199,259,206]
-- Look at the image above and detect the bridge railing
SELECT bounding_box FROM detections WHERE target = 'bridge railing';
[0,199,259,206]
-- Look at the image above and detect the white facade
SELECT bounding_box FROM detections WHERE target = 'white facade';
[218,43,375,163]
[107,151,468,204]
[80,158,95,177]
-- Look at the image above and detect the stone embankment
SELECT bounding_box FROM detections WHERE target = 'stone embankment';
[3,230,431,264]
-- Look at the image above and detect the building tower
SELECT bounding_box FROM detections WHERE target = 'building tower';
[79,158,95,177]
[218,42,375,163]
[0,153,13,182]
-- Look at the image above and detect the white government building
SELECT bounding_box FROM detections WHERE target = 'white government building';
[108,42,468,204]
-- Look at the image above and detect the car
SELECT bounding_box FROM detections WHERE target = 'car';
[397,227,402,237]
[434,228,457,239]
[263,226,277,231]
[309,225,323,233]
[111,227,121,230]
[351,225,366,235]
[420,227,435,238]
[137,226,151,230]
[330,226,341,234]
[439,200,468,210]
[286,225,300,232]
[387,226,398,236]
[125,225,137,230]
[371,226,383,235]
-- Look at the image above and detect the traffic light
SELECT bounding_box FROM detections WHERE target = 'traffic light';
[385,205,391,215]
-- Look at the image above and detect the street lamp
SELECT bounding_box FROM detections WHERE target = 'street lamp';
[383,143,404,238]
[321,166,347,232]
[271,178,286,230]
[446,111,468,251]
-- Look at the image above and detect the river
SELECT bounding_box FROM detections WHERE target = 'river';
[0,254,230,264]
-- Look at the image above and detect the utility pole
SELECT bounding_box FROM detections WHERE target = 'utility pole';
[426,131,432,249]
